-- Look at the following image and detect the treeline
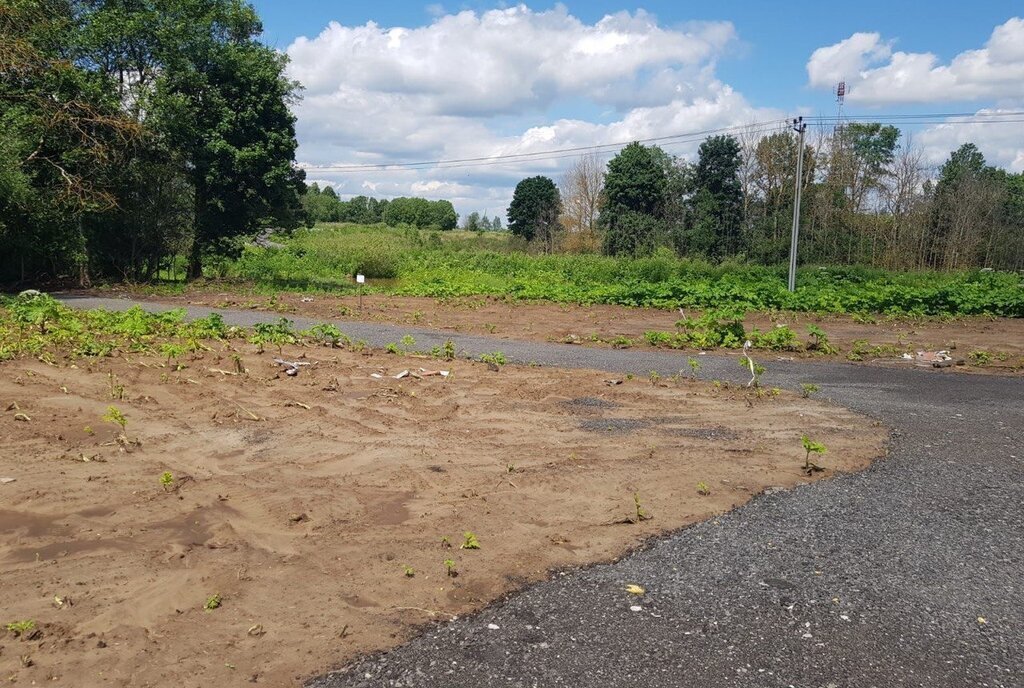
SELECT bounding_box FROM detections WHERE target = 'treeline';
[0,0,305,285]
[515,125,1024,271]
[302,184,457,230]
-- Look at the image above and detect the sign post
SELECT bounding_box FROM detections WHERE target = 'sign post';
[356,273,365,313]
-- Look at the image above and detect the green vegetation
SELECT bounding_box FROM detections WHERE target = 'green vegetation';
[800,383,820,398]
[696,481,711,496]
[160,471,174,491]
[5,620,35,637]
[460,532,481,550]
[479,351,507,367]
[402,565,415,578]
[1,1,305,283]
[801,435,828,474]
[444,558,458,577]
[103,405,127,433]
[203,594,222,611]
[632,493,652,522]
[0,293,370,369]
[225,225,1024,317]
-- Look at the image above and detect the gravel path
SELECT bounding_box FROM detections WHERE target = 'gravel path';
[57,295,1024,688]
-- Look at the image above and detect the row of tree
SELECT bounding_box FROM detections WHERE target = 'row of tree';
[0,0,305,284]
[302,184,458,230]
[509,126,1024,271]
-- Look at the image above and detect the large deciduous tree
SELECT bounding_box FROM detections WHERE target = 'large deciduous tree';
[688,135,743,258]
[507,175,561,252]
[599,142,666,256]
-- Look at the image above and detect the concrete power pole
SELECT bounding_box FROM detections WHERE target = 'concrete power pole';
[787,116,807,292]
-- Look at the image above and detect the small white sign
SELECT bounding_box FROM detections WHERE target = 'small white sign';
[356,274,365,284]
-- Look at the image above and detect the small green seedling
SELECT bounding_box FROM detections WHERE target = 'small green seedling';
[160,471,174,491]
[83,425,94,435]
[204,593,222,611]
[102,405,127,433]
[402,565,415,578]
[231,353,246,374]
[801,435,827,474]
[400,334,416,351]
[6,620,35,637]
[648,370,661,386]
[385,342,400,354]
[159,343,187,369]
[687,357,701,377]
[480,351,507,367]
[806,324,838,354]
[633,493,652,522]
[442,339,456,360]
[800,383,820,398]
[444,558,458,577]
[460,531,480,550]
[696,482,711,496]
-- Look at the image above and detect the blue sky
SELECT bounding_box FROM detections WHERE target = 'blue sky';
[249,1,1024,218]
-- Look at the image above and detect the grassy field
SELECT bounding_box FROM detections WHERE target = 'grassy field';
[219,224,1024,317]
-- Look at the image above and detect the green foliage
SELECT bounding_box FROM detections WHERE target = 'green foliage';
[5,620,35,637]
[160,342,187,366]
[800,383,820,398]
[385,342,400,355]
[103,405,127,432]
[600,143,667,256]
[460,532,480,550]
[400,334,416,351]
[806,324,838,354]
[402,564,415,578]
[306,323,349,348]
[383,197,458,230]
[160,471,174,491]
[249,318,296,354]
[687,357,701,376]
[480,351,506,366]
[696,482,711,496]
[203,593,222,611]
[224,224,1024,317]
[801,435,828,473]
[969,350,991,365]
[748,325,798,351]
[507,176,561,251]
[444,558,458,577]
[691,135,743,258]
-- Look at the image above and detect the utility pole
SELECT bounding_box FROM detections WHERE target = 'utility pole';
[787,116,807,292]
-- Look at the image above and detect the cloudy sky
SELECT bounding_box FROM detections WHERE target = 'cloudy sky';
[251,1,1024,220]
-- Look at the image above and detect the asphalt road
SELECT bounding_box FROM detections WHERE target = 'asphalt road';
[56,295,1024,688]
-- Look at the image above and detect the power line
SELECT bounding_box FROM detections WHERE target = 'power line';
[302,112,1024,175]
[308,118,791,172]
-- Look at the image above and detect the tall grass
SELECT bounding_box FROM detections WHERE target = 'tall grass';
[225,224,1024,317]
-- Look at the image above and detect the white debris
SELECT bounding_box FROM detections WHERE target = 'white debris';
[629,605,642,612]
[487,623,500,630]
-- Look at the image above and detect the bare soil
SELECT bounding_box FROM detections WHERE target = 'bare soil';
[117,288,1024,374]
[1,343,884,686]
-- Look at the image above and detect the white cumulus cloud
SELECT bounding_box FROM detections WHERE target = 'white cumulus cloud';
[283,4,783,219]
[807,17,1024,105]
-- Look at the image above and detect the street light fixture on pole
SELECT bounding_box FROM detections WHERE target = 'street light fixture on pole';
[787,116,807,292]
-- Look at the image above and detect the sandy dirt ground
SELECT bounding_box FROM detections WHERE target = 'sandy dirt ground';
[115,288,1024,374]
[1,343,885,686]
